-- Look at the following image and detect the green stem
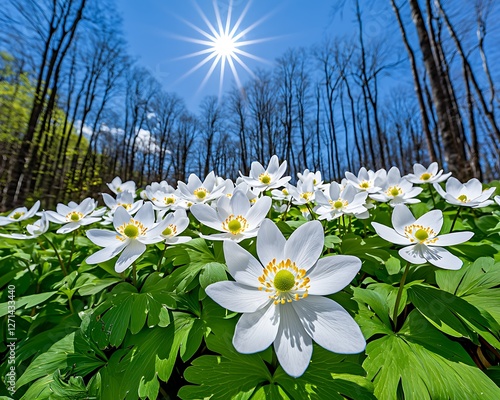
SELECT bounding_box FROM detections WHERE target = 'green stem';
[157,244,167,270]
[392,262,411,328]
[67,230,77,270]
[132,263,137,287]
[280,199,292,221]
[305,202,316,220]
[43,235,68,276]
[450,207,461,232]
[428,183,436,207]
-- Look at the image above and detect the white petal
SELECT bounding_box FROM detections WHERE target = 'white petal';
[230,190,251,216]
[56,223,80,234]
[115,240,146,273]
[284,220,324,271]
[445,177,464,197]
[293,296,366,354]
[274,303,313,378]
[135,202,154,228]
[424,246,463,270]
[392,205,415,236]
[233,302,279,353]
[267,155,280,175]
[86,242,127,265]
[434,231,474,246]
[223,240,263,286]
[414,209,443,235]
[245,196,271,227]
[165,236,191,245]
[113,206,131,231]
[371,222,411,245]
[205,281,270,312]
[190,204,222,231]
[398,244,427,264]
[307,256,361,295]
[86,229,122,247]
[257,219,285,267]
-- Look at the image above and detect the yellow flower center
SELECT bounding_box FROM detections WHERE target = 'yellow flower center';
[282,189,289,195]
[404,224,437,244]
[117,202,132,210]
[300,192,313,201]
[259,173,271,185]
[66,211,84,222]
[222,215,249,235]
[164,196,175,205]
[258,258,310,305]
[457,194,468,203]
[117,219,147,240]
[116,187,122,193]
[330,199,347,210]
[313,179,318,185]
[359,181,370,189]
[387,186,402,197]
[11,211,25,220]
[420,172,432,181]
[194,188,208,200]
[162,224,177,237]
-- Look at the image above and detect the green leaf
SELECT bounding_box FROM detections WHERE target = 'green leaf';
[199,262,227,290]
[363,310,500,400]
[0,291,57,317]
[16,331,105,388]
[408,284,500,348]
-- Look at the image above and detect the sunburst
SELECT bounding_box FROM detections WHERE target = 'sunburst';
[174,0,273,98]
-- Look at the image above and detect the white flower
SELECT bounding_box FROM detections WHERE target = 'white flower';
[239,155,291,192]
[271,184,293,202]
[370,167,422,206]
[190,189,271,242]
[107,177,136,196]
[372,205,473,269]
[405,162,451,184]
[433,177,495,208]
[495,195,500,206]
[102,192,143,215]
[142,180,171,201]
[289,175,316,205]
[46,198,104,234]
[159,209,192,245]
[205,219,366,377]
[345,167,386,193]
[297,169,326,190]
[315,183,369,220]
[0,201,40,226]
[0,212,49,239]
[86,203,167,272]
[177,171,226,205]
[149,187,184,211]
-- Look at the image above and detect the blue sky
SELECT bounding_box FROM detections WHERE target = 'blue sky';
[116,0,357,111]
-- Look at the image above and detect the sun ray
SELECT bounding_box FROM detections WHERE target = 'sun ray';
[175,0,274,98]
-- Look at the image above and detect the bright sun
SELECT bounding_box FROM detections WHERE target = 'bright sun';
[175,0,272,98]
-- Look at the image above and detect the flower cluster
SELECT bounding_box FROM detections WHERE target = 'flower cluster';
[1,156,498,380]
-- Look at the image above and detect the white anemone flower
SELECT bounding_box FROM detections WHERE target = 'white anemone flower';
[433,177,495,208]
[205,219,365,377]
[102,192,143,215]
[0,212,49,239]
[372,205,473,269]
[142,180,171,201]
[370,167,422,207]
[239,155,291,192]
[297,169,326,190]
[190,189,271,242]
[495,195,500,206]
[45,198,105,234]
[177,171,226,206]
[345,167,386,193]
[86,203,168,272]
[159,209,192,245]
[149,187,184,212]
[315,183,369,220]
[405,162,451,184]
[289,176,316,205]
[107,177,136,196]
[0,200,40,226]
[271,183,293,202]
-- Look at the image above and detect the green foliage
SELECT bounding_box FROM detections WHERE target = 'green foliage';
[1,180,500,399]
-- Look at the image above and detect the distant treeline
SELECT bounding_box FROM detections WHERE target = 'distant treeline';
[1,0,499,211]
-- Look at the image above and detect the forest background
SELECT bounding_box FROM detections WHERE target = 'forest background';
[1,0,499,212]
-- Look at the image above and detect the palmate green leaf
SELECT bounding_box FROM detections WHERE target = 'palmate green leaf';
[364,310,500,400]
[408,283,500,348]
[99,312,199,400]
[16,331,106,389]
